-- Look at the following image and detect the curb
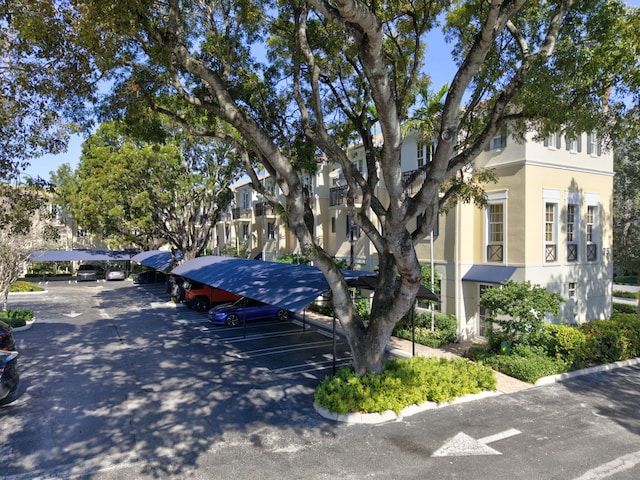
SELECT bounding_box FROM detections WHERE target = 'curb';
[534,356,640,386]
[314,390,503,424]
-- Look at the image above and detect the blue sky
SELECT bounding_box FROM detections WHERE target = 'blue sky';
[24,0,640,181]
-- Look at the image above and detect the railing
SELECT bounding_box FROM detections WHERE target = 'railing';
[329,185,363,207]
[232,207,252,219]
[254,202,275,217]
[402,169,427,196]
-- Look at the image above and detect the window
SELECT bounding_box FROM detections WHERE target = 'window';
[242,192,250,210]
[331,217,335,233]
[478,284,494,337]
[568,282,576,299]
[587,133,601,156]
[566,203,579,262]
[267,222,275,240]
[586,204,599,261]
[487,203,504,262]
[417,141,435,168]
[346,214,360,239]
[242,224,249,241]
[566,135,582,153]
[544,132,562,150]
[487,129,507,151]
[545,202,557,262]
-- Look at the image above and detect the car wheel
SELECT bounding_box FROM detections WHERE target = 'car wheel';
[226,314,240,327]
[277,309,288,321]
[193,297,210,313]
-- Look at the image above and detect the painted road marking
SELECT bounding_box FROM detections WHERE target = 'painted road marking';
[432,429,521,457]
[572,450,640,480]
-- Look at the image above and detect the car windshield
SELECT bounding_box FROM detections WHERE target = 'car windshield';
[78,265,94,271]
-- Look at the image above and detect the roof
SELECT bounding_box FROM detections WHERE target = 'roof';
[131,250,182,271]
[171,256,375,313]
[29,250,133,262]
[461,265,517,284]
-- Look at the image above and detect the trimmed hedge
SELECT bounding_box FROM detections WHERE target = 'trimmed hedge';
[393,311,458,348]
[315,356,496,414]
[9,281,44,293]
[0,310,33,328]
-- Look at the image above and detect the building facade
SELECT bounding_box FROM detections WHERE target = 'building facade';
[214,128,614,339]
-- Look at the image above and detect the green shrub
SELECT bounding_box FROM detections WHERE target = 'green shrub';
[481,345,569,383]
[613,302,637,314]
[0,310,32,328]
[536,324,587,369]
[9,281,44,293]
[611,313,640,358]
[314,356,496,414]
[612,290,638,299]
[579,320,629,365]
[393,311,458,348]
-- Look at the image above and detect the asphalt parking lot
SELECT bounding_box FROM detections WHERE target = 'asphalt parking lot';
[3,280,640,480]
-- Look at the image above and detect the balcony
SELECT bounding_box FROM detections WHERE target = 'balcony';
[255,202,276,217]
[232,207,252,220]
[402,169,427,196]
[329,185,363,207]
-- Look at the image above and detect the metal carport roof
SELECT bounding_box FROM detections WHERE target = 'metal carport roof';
[171,256,376,313]
[131,250,182,271]
[29,250,133,262]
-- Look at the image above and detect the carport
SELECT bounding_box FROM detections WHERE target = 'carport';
[172,256,440,371]
[130,250,182,271]
[28,250,134,280]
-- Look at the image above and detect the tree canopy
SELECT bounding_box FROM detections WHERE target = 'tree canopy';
[53,121,241,259]
[6,0,640,374]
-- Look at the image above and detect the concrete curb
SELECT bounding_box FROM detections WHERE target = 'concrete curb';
[534,356,640,386]
[314,390,503,424]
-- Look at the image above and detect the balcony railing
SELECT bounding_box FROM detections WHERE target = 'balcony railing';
[329,185,363,207]
[232,207,252,219]
[402,169,427,196]
[255,202,276,217]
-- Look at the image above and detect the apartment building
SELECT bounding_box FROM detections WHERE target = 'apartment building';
[214,128,614,339]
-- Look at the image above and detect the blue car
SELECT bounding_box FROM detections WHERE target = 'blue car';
[208,297,289,326]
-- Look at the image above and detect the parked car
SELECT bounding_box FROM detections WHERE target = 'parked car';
[0,321,16,351]
[0,350,19,402]
[76,264,97,282]
[185,281,241,312]
[133,270,168,284]
[208,297,289,326]
[106,268,127,281]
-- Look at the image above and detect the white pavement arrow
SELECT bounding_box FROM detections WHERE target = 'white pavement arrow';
[63,311,83,318]
[432,428,521,457]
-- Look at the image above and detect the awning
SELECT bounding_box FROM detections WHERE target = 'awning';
[29,250,133,262]
[346,275,440,302]
[171,256,374,313]
[131,250,182,271]
[462,265,517,284]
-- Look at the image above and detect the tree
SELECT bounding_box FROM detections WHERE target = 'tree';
[53,121,241,259]
[0,2,98,180]
[0,181,58,310]
[10,0,640,374]
[612,135,640,278]
[480,281,564,348]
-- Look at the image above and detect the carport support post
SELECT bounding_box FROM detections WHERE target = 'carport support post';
[242,297,247,338]
[411,301,416,357]
[332,314,336,377]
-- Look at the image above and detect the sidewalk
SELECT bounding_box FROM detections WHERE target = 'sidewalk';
[298,310,534,395]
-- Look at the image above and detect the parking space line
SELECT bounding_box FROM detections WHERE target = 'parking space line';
[239,340,336,357]
[216,328,319,343]
[268,357,353,375]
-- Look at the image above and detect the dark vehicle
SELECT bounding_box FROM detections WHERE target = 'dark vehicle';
[0,350,19,402]
[185,281,241,312]
[208,297,289,327]
[133,270,168,284]
[0,321,16,351]
[76,264,97,282]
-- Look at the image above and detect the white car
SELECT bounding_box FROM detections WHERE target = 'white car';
[106,269,127,281]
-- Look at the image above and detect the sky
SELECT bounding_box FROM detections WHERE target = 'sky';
[23,0,640,181]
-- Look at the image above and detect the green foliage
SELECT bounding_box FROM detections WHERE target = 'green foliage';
[276,253,311,265]
[393,311,458,348]
[314,356,496,414]
[613,302,637,314]
[9,281,43,293]
[480,281,564,347]
[0,310,33,328]
[480,345,569,384]
[612,290,638,299]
